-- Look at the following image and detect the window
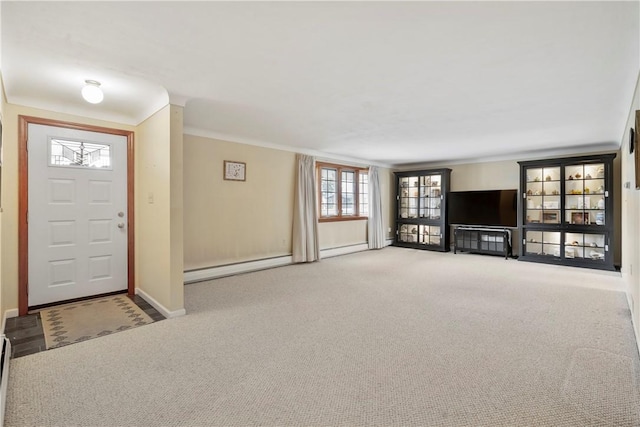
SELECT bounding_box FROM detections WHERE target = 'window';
[317,162,368,221]
[49,138,112,169]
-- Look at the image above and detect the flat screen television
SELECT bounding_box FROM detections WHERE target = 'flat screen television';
[448,189,518,227]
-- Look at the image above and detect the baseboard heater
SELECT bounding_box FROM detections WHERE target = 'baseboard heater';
[0,335,10,427]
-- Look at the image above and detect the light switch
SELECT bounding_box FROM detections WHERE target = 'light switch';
[148,192,154,204]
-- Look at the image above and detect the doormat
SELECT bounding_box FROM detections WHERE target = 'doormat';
[40,295,154,349]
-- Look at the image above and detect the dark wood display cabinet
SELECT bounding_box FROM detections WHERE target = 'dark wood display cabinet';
[518,153,616,270]
[393,169,451,252]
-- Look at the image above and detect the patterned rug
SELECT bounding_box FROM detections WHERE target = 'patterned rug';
[40,295,154,349]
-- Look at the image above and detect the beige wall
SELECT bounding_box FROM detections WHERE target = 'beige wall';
[183,135,394,270]
[0,73,6,319]
[135,105,184,313]
[183,135,296,269]
[449,160,520,192]
[620,71,640,344]
[0,103,135,316]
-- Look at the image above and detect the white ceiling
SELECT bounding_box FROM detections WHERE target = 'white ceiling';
[2,1,638,167]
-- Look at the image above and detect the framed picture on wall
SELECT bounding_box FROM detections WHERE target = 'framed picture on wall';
[224,160,246,181]
[636,110,640,189]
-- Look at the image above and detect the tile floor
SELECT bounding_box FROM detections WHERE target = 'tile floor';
[4,294,165,358]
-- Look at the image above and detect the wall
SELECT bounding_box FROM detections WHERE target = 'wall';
[620,71,640,346]
[183,135,296,270]
[183,134,395,271]
[135,105,184,314]
[0,103,135,318]
[0,73,6,323]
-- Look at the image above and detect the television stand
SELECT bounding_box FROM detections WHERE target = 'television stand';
[453,226,512,259]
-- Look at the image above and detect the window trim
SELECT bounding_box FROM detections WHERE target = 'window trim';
[317,162,368,222]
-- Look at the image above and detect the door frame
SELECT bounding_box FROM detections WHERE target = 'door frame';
[18,116,135,315]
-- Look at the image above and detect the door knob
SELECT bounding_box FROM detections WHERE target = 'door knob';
[117,223,125,229]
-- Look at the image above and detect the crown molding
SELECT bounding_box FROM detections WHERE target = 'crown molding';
[183,126,394,169]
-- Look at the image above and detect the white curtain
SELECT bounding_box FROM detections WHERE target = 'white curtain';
[368,166,386,249]
[292,154,321,263]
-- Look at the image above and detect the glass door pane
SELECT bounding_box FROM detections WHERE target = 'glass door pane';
[565,232,606,261]
[399,176,419,219]
[565,163,606,225]
[525,167,560,224]
[526,231,561,258]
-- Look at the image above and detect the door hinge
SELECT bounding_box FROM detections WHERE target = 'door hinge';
[605,191,609,197]
[523,238,526,245]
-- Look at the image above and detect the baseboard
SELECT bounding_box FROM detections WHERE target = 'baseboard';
[184,242,386,284]
[135,289,186,319]
[1,310,19,334]
[320,243,369,258]
[184,255,294,284]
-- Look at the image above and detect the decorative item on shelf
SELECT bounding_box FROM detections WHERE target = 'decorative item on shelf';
[402,190,408,196]
[552,190,560,195]
[589,242,598,247]
[571,212,589,224]
[432,180,439,186]
[595,212,605,225]
[401,212,408,218]
[545,175,552,181]
[413,180,418,186]
[527,198,534,209]
[411,227,417,234]
[575,172,582,179]
[527,189,533,195]
[585,174,592,179]
[565,247,576,258]
[597,166,604,178]
[585,187,590,194]
[571,241,579,246]
[534,177,540,182]
[529,238,537,243]
[590,250,604,260]
[401,181,407,188]
[597,198,605,209]
[534,190,541,195]
[596,185,604,193]
[568,175,574,180]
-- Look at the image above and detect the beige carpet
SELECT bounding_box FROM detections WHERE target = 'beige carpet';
[40,294,154,349]
[6,248,640,426]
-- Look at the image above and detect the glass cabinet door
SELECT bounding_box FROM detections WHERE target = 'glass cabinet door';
[418,225,441,246]
[524,167,561,224]
[565,232,606,261]
[399,176,419,219]
[564,163,606,226]
[419,175,442,219]
[525,231,561,258]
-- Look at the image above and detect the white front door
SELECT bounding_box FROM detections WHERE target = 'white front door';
[28,124,128,307]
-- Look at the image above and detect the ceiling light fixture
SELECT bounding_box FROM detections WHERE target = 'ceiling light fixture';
[81,80,104,104]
